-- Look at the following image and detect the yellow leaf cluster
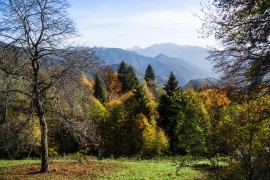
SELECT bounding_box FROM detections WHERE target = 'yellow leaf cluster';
[80,74,94,92]
[201,89,231,108]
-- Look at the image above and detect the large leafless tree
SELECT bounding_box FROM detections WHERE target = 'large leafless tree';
[0,0,99,172]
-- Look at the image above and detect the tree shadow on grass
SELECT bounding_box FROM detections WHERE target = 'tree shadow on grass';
[28,170,44,174]
[192,164,225,179]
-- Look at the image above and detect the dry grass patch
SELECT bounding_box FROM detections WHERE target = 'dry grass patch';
[0,161,125,180]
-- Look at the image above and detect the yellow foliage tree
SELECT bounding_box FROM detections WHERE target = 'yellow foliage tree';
[137,114,169,156]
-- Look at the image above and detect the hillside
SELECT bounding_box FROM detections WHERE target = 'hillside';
[98,48,213,86]
[183,77,219,90]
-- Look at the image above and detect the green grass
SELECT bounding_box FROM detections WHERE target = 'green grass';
[100,159,206,180]
[0,157,209,180]
[0,159,40,167]
[0,157,76,168]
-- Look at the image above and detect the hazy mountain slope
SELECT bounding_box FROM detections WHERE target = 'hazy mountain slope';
[127,43,213,73]
[98,48,212,86]
[183,77,219,90]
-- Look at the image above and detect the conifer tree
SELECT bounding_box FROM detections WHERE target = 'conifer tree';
[164,72,181,96]
[133,84,152,119]
[126,65,139,90]
[117,61,127,91]
[158,72,184,153]
[117,61,139,93]
[93,74,106,104]
[144,65,156,88]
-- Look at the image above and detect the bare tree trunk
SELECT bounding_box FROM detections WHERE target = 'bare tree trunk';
[35,96,49,172]
[32,56,49,172]
[35,94,49,172]
[40,115,49,172]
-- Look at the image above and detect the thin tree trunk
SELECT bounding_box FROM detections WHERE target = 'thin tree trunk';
[39,113,49,172]
[32,55,49,172]
[33,72,49,172]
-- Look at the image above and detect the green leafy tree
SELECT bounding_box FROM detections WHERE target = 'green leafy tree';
[93,74,106,104]
[134,113,169,157]
[200,89,234,178]
[179,89,208,156]
[144,65,156,89]
[222,94,270,180]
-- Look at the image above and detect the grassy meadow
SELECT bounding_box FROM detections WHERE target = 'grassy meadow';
[0,157,212,179]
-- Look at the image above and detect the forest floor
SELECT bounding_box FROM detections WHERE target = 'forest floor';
[0,157,214,179]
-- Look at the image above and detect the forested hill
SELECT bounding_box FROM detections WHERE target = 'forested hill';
[98,47,213,86]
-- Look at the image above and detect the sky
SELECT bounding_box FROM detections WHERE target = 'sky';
[68,0,214,49]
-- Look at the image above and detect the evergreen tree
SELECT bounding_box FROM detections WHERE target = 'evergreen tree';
[164,71,181,96]
[133,84,152,119]
[126,65,139,90]
[93,74,106,103]
[158,72,184,153]
[117,61,128,91]
[144,65,156,88]
[117,61,139,93]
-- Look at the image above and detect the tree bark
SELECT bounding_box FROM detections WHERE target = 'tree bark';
[39,113,49,172]
[32,57,49,172]
[35,93,49,172]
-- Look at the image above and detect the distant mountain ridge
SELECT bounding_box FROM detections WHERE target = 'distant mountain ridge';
[127,43,214,73]
[98,47,213,86]
[0,40,216,86]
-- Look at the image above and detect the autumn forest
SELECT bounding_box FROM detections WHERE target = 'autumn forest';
[0,0,269,179]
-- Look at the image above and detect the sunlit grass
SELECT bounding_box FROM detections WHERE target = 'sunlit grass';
[101,159,206,180]
[0,157,77,168]
[0,157,212,179]
[0,159,40,167]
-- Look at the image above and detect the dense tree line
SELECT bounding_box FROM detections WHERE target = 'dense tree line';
[1,58,269,178]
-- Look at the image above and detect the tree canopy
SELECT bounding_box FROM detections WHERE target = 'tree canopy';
[200,0,270,95]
